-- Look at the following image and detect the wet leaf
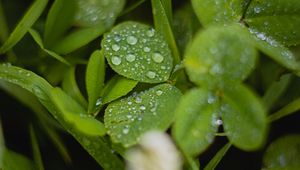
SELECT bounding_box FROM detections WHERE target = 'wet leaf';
[104,84,182,147]
[245,0,300,46]
[85,50,105,114]
[263,135,300,170]
[0,0,48,54]
[102,21,173,83]
[221,83,268,151]
[173,88,219,156]
[101,75,138,105]
[74,0,125,27]
[191,0,245,26]
[185,24,257,89]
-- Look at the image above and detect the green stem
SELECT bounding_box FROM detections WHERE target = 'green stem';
[119,0,147,16]
[268,97,300,122]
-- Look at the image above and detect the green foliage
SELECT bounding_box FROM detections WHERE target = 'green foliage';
[0,0,299,169]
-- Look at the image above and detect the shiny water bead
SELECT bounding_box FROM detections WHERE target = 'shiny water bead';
[102,21,173,83]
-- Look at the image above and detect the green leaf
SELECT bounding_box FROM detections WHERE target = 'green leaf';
[29,125,44,170]
[245,0,300,46]
[221,83,268,151]
[0,0,48,54]
[204,143,231,170]
[74,0,125,27]
[44,0,76,48]
[185,24,257,89]
[105,83,182,147]
[151,0,180,65]
[28,29,70,65]
[0,0,9,42]
[62,66,87,109]
[268,96,300,122]
[101,75,138,105]
[85,50,105,114]
[263,135,300,170]
[191,0,245,26]
[52,25,106,54]
[50,87,106,136]
[2,149,35,170]
[173,88,219,156]
[102,21,173,83]
[0,64,124,169]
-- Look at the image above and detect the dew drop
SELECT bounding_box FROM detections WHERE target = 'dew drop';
[140,105,146,111]
[135,97,142,103]
[96,98,103,106]
[127,36,138,45]
[143,47,151,52]
[114,34,122,42]
[111,56,122,65]
[156,90,163,96]
[128,101,132,105]
[146,28,155,37]
[152,52,164,63]
[146,71,156,79]
[254,7,261,14]
[125,54,136,62]
[112,44,120,51]
[123,128,130,134]
[215,119,223,125]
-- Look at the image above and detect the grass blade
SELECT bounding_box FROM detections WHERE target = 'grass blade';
[28,29,70,65]
[269,97,300,122]
[204,143,231,170]
[151,0,180,65]
[0,0,48,54]
[29,125,44,170]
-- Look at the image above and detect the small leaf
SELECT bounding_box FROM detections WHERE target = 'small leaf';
[263,135,300,170]
[151,0,180,65]
[29,125,44,170]
[50,88,106,136]
[102,21,173,83]
[101,75,138,104]
[74,0,125,27]
[0,0,48,54]
[245,0,300,46]
[104,83,182,147]
[62,66,87,109]
[28,29,70,65]
[44,0,76,47]
[173,88,219,156]
[185,24,257,89]
[204,143,231,170]
[85,50,105,114]
[2,149,35,170]
[191,0,245,26]
[221,83,268,151]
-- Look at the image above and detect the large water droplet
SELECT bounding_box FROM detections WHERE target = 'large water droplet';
[114,34,122,42]
[152,52,164,63]
[111,56,122,65]
[126,54,136,62]
[146,71,156,79]
[112,44,120,51]
[156,90,163,96]
[127,36,138,45]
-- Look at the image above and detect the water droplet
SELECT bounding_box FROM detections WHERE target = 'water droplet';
[152,52,164,63]
[125,54,136,62]
[127,36,138,45]
[140,105,146,111]
[215,119,223,125]
[127,115,132,119]
[207,94,216,104]
[111,56,121,65]
[146,71,156,79]
[135,97,142,103]
[112,44,120,51]
[26,73,31,77]
[96,98,102,106]
[123,128,129,134]
[143,47,151,52]
[146,28,155,37]
[138,117,142,121]
[254,7,261,14]
[114,34,122,42]
[128,101,132,105]
[156,90,163,96]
